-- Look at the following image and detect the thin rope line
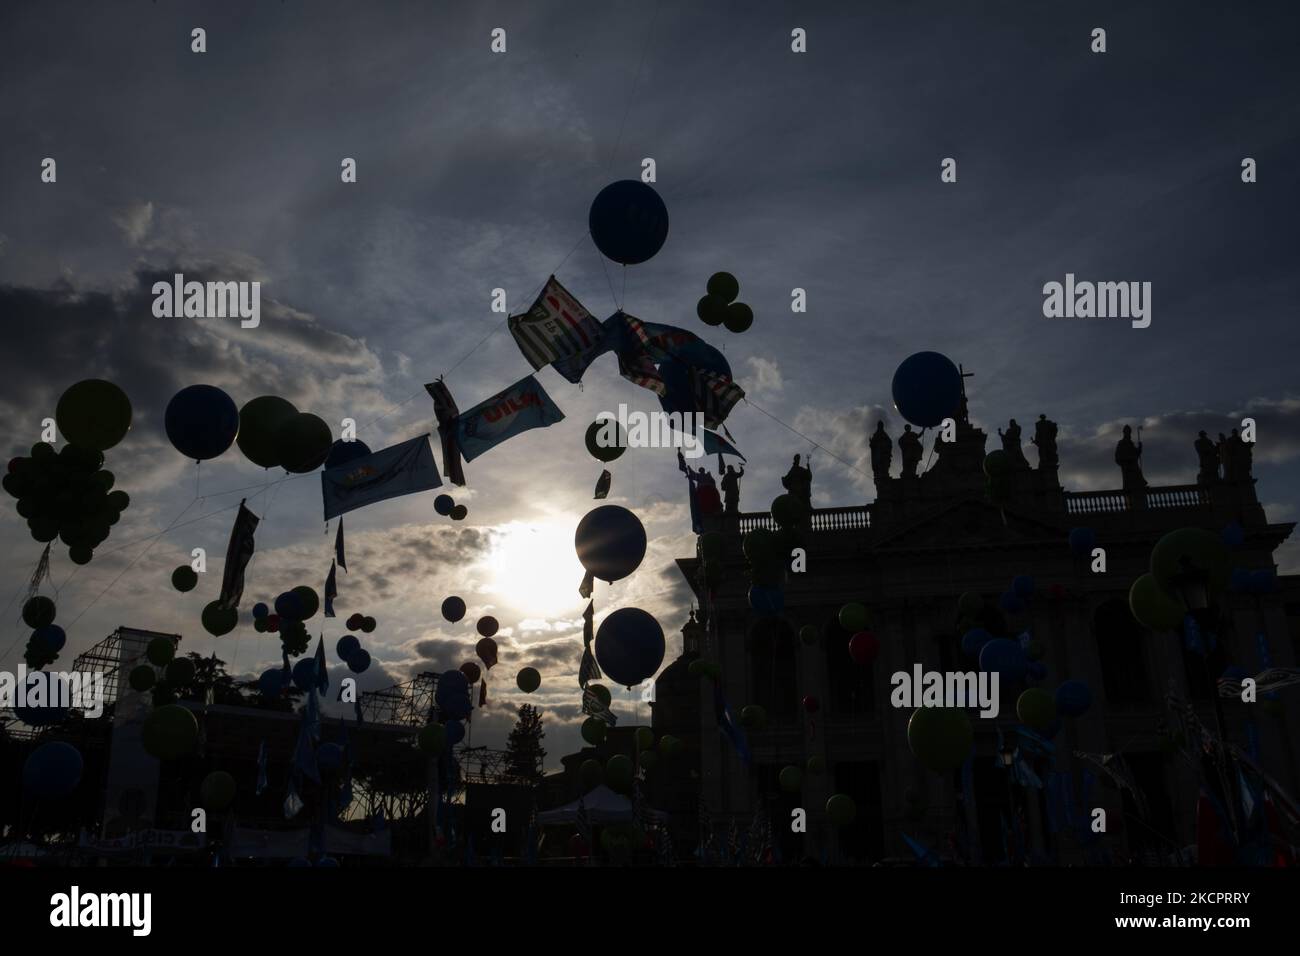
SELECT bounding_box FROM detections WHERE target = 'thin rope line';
[605,4,661,173]
[741,398,870,480]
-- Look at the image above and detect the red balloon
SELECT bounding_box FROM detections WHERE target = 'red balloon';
[802,695,820,714]
[459,661,482,684]
[266,614,281,633]
[848,631,879,666]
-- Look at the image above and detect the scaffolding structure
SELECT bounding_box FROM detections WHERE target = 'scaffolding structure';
[357,671,439,727]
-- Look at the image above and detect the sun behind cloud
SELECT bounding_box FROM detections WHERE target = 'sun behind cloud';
[482,519,586,620]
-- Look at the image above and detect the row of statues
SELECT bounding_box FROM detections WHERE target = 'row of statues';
[1195,428,1254,486]
[869,414,1061,481]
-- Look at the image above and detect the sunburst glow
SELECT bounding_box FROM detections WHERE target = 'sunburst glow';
[484,520,586,618]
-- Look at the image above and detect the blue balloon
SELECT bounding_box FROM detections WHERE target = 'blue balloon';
[444,719,466,747]
[436,669,469,703]
[1012,575,1035,599]
[1054,679,1092,718]
[748,585,784,616]
[33,624,66,653]
[1068,527,1097,557]
[588,180,669,265]
[575,505,647,583]
[22,741,83,797]
[890,351,963,428]
[275,590,305,621]
[345,649,371,674]
[258,668,284,696]
[336,635,361,659]
[999,591,1025,614]
[595,607,665,688]
[441,694,472,720]
[1222,521,1245,548]
[434,494,455,516]
[324,439,372,470]
[961,628,993,659]
[164,385,240,462]
[252,602,270,620]
[979,638,1028,683]
[291,657,318,692]
[317,742,344,774]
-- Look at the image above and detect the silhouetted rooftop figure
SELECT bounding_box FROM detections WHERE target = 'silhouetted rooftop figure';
[998,418,1028,469]
[869,421,892,482]
[1031,414,1058,470]
[1194,430,1218,486]
[898,425,923,479]
[1115,424,1146,492]
[721,464,744,514]
[1224,427,1251,483]
[782,454,812,507]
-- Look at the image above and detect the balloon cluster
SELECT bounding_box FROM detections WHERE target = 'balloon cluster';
[335,633,372,674]
[21,596,64,670]
[128,637,199,709]
[434,494,468,521]
[1129,527,1230,634]
[695,272,752,333]
[250,586,326,656]
[236,395,333,473]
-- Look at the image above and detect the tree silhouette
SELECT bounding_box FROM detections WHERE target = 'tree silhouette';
[505,704,546,783]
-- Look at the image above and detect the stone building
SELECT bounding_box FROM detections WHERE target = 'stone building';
[666,393,1300,864]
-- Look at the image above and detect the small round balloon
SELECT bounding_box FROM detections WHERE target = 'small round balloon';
[347,649,371,674]
[722,302,753,333]
[588,180,669,265]
[826,793,857,826]
[171,566,198,592]
[779,766,803,793]
[585,419,626,463]
[706,272,740,303]
[324,439,372,469]
[516,667,540,693]
[848,631,879,666]
[907,706,974,773]
[477,616,499,638]
[696,294,727,326]
[22,596,56,629]
[164,385,239,461]
[891,352,962,429]
[146,636,175,667]
[128,665,157,693]
[476,637,498,668]
[581,717,608,745]
[460,661,481,684]
[236,396,298,469]
[441,596,466,623]
[336,634,361,659]
[22,741,83,797]
[839,602,869,633]
[201,600,238,637]
[56,380,133,451]
[575,505,647,583]
[434,494,455,516]
[450,504,468,521]
[799,624,820,647]
[200,771,237,811]
[141,704,199,760]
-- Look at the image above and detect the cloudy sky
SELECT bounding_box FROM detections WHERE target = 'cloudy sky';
[1,1,1297,767]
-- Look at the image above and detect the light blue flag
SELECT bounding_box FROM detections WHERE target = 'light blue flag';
[455,374,565,462]
[320,434,441,521]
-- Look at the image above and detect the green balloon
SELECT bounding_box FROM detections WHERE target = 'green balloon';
[277,413,333,474]
[236,396,299,469]
[1150,527,1230,596]
[141,704,198,760]
[128,664,157,692]
[635,726,654,751]
[696,294,728,326]
[291,585,320,621]
[516,667,541,693]
[605,754,634,794]
[1016,687,1057,729]
[779,765,803,792]
[22,596,56,629]
[585,419,626,463]
[722,302,753,333]
[200,771,237,811]
[418,723,446,754]
[799,624,820,646]
[201,600,238,637]
[579,758,604,789]
[740,704,767,731]
[770,493,807,529]
[706,272,740,304]
[907,706,974,773]
[165,657,196,686]
[1129,572,1185,632]
[581,717,608,745]
[806,755,825,775]
[588,683,612,709]
[826,793,857,826]
[56,380,133,451]
[839,602,869,633]
[171,566,198,592]
[146,636,175,667]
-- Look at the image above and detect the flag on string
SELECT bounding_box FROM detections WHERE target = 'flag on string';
[334,519,347,572]
[702,428,744,461]
[593,469,611,499]
[321,434,442,521]
[479,679,487,708]
[579,569,594,599]
[691,367,745,430]
[217,500,259,610]
[314,634,329,695]
[507,275,603,371]
[455,374,565,463]
[424,379,466,487]
[615,314,668,395]
[324,560,338,618]
[582,687,616,725]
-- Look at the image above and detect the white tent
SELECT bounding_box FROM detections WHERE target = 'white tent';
[536,785,667,826]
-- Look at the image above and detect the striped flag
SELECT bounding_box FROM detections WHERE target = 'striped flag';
[582,686,616,725]
[508,276,603,371]
[691,367,745,430]
[617,314,668,396]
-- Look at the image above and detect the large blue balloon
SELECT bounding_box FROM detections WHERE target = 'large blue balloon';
[33,624,66,654]
[258,668,284,696]
[164,385,240,461]
[444,719,466,747]
[23,741,83,797]
[441,694,472,720]
[575,505,647,583]
[891,352,962,428]
[960,627,992,659]
[291,657,318,692]
[589,180,669,265]
[336,635,361,660]
[979,638,1028,683]
[1054,679,1092,718]
[346,649,371,674]
[595,607,665,688]
[324,439,372,470]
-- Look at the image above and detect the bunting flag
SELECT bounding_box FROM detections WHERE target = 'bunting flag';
[314,635,329,695]
[321,434,442,521]
[455,374,565,463]
[324,560,338,618]
[291,689,321,786]
[507,275,603,371]
[479,679,487,707]
[593,469,612,499]
[335,519,347,572]
[616,314,668,395]
[582,687,616,725]
[217,500,259,610]
[579,600,602,689]
[424,379,466,487]
[691,367,746,430]
[579,569,594,599]
[702,428,744,461]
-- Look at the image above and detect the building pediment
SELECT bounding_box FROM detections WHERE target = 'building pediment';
[869,497,1068,552]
